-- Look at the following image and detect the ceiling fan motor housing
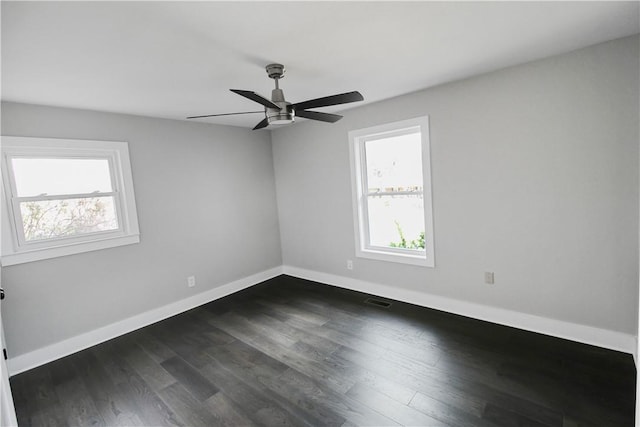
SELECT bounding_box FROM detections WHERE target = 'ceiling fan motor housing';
[265,63,285,80]
[267,86,294,125]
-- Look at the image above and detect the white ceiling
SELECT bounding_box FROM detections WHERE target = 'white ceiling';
[2,1,639,129]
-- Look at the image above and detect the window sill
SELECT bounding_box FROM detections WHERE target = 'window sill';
[356,247,434,267]
[1,234,140,266]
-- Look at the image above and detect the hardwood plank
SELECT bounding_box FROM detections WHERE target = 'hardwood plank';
[10,365,65,427]
[129,329,179,364]
[345,381,445,426]
[114,368,183,427]
[203,392,257,427]
[294,336,418,406]
[206,337,290,378]
[207,346,346,426]
[157,382,224,427]
[124,347,177,393]
[213,311,357,393]
[198,357,317,426]
[482,403,549,427]
[276,368,399,427]
[55,376,106,426]
[437,356,563,417]
[297,296,432,346]
[90,343,184,426]
[147,319,214,369]
[562,414,598,427]
[315,317,441,372]
[254,298,331,326]
[242,305,427,408]
[73,350,147,426]
[335,340,565,427]
[409,390,499,427]
[160,356,219,402]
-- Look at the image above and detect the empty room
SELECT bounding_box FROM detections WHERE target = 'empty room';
[0,1,639,426]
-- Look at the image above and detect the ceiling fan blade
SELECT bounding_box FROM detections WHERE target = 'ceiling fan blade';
[186,111,263,119]
[253,118,269,130]
[295,110,343,123]
[293,91,364,111]
[231,89,281,109]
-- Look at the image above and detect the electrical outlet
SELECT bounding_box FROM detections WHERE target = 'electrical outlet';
[187,276,196,287]
[347,259,354,270]
[484,272,494,284]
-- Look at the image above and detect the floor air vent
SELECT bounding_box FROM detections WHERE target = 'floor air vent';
[364,298,392,308]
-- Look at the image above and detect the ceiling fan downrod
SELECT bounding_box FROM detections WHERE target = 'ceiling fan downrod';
[265,64,294,125]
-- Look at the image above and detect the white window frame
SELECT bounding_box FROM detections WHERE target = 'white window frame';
[349,116,435,267]
[1,136,140,266]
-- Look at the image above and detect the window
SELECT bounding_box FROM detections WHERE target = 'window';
[1,137,140,265]
[349,116,434,266]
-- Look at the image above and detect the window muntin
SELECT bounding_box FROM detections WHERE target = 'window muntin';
[350,117,434,267]
[1,137,140,265]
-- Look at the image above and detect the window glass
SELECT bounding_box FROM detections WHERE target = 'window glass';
[20,196,118,241]
[367,194,425,249]
[364,131,425,251]
[12,158,113,197]
[364,132,423,191]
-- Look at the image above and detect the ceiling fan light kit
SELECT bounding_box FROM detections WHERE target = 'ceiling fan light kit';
[187,63,364,130]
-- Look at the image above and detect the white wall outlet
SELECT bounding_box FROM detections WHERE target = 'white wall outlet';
[187,275,196,287]
[347,259,354,270]
[484,272,495,284]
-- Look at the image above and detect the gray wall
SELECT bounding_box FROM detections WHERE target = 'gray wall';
[2,35,637,358]
[1,103,282,356]
[272,35,639,335]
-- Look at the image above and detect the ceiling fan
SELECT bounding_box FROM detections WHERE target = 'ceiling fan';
[187,63,364,130]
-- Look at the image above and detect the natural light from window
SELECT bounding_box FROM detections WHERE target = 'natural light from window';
[12,158,120,241]
[364,132,425,250]
[350,116,434,267]
[1,137,140,265]
[12,158,113,196]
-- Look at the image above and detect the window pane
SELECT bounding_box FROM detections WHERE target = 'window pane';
[20,196,118,241]
[365,132,423,192]
[12,158,113,196]
[367,194,425,250]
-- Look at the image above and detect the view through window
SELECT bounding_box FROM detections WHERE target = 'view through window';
[364,131,425,250]
[1,137,140,265]
[12,157,119,241]
[350,116,434,266]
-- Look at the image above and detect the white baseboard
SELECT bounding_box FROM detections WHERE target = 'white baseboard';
[6,266,283,376]
[282,265,637,355]
[7,264,635,376]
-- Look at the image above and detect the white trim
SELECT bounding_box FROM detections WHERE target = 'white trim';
[1,136,140,266]
[348,116,435,267]
[0,295,18,426]
[355,246,430,267]
[282,265,636,355]
[6,266,283,376]
[0,359,17,427]
[1,234,140,266]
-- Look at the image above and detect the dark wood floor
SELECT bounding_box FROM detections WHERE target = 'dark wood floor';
[10,275,636,426]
